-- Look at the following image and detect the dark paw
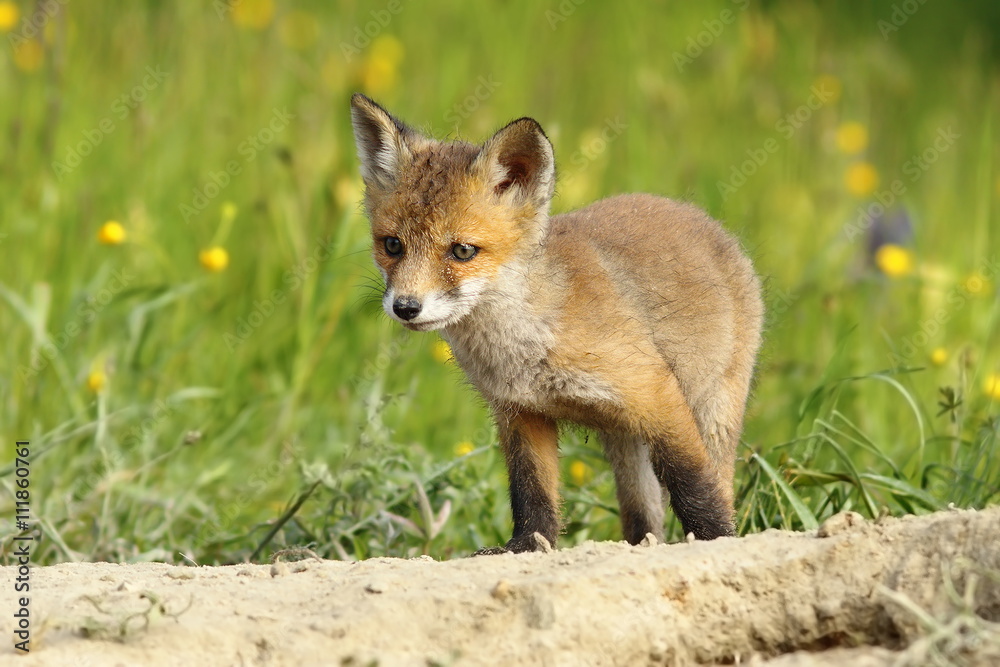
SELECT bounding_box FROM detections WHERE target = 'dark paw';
[473,532,555,556]
[506,532,555,554]
[472,545,510,557]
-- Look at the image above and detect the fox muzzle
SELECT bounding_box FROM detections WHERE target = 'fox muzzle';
[392,296,422,321]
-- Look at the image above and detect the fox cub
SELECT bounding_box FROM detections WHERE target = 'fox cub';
[351,93,763,553]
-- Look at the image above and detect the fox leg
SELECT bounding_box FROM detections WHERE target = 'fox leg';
[639,374,736,540]
[601,432,665,544]
[652,442,735,540]
[493,409,561,553]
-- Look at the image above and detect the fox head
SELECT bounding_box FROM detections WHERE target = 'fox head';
[350,93,556,331]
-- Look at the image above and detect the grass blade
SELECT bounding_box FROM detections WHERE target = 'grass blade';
[750,453,819,531]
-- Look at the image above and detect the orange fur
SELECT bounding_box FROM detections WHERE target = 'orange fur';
[351,93,763,552]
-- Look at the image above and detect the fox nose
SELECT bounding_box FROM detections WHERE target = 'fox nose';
[393,296,422,321]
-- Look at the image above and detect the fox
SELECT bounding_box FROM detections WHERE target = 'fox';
[350,93,764,554]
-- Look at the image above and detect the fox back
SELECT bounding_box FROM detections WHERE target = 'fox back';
[351,93,763,553]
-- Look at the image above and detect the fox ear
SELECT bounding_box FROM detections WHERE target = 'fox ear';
[350,93,414,191]
[475,118,555,209]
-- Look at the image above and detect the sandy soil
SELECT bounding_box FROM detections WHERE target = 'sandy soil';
[2,507,998,666]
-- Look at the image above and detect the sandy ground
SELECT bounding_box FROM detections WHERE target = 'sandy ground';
[2,507,998,666]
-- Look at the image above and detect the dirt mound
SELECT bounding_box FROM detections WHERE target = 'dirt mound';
[3,507,998,666]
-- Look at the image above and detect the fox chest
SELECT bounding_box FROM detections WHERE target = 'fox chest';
[441,323,616,412]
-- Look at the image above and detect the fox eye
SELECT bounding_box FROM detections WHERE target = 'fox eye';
[384,236,403,256]
[451,243,478,261]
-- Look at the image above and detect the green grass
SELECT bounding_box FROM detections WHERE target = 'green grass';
[1,0,998,565]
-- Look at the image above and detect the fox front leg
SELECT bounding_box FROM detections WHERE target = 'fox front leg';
[477,410,561,555]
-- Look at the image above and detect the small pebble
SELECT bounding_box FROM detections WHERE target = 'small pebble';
[817,511,865,537]
[491,579,512,601]
[167,569,195,580]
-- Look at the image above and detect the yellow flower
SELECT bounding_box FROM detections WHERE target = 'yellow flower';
[86,370,107,393]
[0,1,19,31]
[558,171,597,209]
[985,374,1000,401]
[432,339,454,364]
[199,246,229,272]
[874,244,914,278]
[279,10,319,50]
[454,441,474,457]
[13,40,43,72]
[321,52,347,93]
[569,460,592,486]
[221,201,238,223]
[930,348,948,367]
[845,162,879,197]
[335,176,362,208]
[813,74,842,105]
[962,273,991,295]
[360,35,404,96]
[98,221,126,245]
[835,122,868,155]
[231,0,274,29]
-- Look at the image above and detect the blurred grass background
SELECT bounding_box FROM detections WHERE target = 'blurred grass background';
[1,0,998,564]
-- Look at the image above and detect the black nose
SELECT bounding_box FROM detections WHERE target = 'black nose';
[393,296,422,321]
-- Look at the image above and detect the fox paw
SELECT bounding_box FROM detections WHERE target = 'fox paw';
[474,532,554,556]
[472,545,510,557]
